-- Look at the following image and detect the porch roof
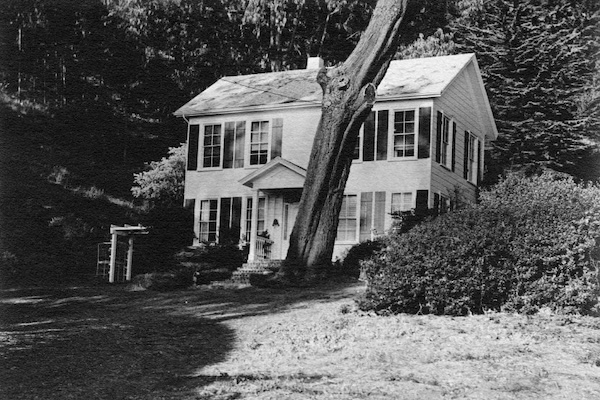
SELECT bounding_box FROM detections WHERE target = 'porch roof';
[239,157,306,190]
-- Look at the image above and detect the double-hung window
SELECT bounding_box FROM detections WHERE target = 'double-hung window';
[391,192,413,214]
[336,195,357,242]
[436,112,455,170]
[203,124,222,168]
[245,197,266,240]
[353,107,431,161]
[250,121,270,165]
[199,199,218,242]
[223,121,246,169]
[393,110,416,158]
[465,132,479,184]
[440,116,451,167]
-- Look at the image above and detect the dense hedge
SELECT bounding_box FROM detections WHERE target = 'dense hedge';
[358,172,600,315]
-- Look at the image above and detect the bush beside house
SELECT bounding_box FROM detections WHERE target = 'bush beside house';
[358,172,600,316]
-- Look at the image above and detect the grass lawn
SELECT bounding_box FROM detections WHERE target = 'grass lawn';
[1,279,599,399]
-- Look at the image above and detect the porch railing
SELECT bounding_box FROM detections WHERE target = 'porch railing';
[255,236,273,260]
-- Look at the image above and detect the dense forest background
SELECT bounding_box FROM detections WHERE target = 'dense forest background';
[1,0,598,285]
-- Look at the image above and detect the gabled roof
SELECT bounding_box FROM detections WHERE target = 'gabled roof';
[239,157,306,190]
[174,54,478,117]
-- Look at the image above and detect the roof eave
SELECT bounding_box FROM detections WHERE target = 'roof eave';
[174,100,320,118]
[174,93,441,118]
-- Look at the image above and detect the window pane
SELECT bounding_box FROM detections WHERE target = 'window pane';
[199,200,218,242]
[250,121,270,165]
[203,124,221,167]
[337,195,357,241]
[393,111,416,158]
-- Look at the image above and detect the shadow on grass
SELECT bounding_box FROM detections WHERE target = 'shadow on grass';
[0,279,363,399]
[152,278,363,323]
[0,286,236,400]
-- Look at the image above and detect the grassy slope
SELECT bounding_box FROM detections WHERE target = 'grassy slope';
[0,97,183,285]
[1,281,599,400]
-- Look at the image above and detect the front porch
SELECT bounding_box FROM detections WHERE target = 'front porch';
[239,157,305,263]
[231,157,306,284]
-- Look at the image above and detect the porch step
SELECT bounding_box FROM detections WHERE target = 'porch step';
[230,260,283,285]
[242,260,283,271]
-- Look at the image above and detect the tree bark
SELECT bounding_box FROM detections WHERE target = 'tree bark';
[279,0,412,283]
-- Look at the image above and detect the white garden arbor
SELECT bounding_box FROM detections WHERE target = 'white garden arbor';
[100,224,148,283]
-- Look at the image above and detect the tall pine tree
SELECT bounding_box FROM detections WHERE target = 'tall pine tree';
[453,0,600,180]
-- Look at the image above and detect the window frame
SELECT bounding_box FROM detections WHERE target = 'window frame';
[440,115,450,167]
[353,108,420,162]
[391,109,417,160]
[465,131,479,184]
[244,196,267,240]
[336,194,358,243]
[438,193,450,214]
[202,124,223,169]
[391,192,414,214]
[249,120,271,166]
[198,199,218,242]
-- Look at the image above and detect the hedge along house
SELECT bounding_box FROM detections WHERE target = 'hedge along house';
[174,54,498,263]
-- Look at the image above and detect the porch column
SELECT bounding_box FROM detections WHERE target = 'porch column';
[108,227,118,283]
[248,189,259,261]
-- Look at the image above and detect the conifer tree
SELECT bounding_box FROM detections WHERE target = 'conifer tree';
[453,0,600,180]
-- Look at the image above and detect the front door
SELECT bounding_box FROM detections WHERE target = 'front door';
[281,202,299,257]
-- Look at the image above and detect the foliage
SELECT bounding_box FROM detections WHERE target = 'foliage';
[452,0,600,180]
[131,143,186,207]
[134,205,195,274]
[242,0,375,70]
[396,28,457,59]
[340,239,384,278]
[175,244,248,271]
[358,172,600,315]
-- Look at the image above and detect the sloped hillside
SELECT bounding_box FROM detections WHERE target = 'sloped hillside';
[0,96,183,286]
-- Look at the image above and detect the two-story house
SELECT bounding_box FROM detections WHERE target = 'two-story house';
[174,54,498,263]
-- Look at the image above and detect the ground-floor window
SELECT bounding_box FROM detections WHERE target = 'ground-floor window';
[245,197,266,240]
[434,193,451,215]
[391,192,413,214]
[199,199,218,242]
[359,191,386,241]
[219,197,242,244]
[336,194,358,242]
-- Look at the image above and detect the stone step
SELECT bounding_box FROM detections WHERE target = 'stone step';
[231,260,282,284]
[240,260,283,272]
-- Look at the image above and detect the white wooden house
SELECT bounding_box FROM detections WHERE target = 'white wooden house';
[174,54,498,262]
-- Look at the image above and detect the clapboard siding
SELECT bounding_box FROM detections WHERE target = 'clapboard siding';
[431,68,485,206]
[182,58,496,255]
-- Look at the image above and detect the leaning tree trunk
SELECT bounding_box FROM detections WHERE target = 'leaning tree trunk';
[279,0,412,283]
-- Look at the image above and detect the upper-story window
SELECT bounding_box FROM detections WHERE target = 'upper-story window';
[187,118,282,170]
[436,111,455,170]
[393,110,416,158]
[250,121,270,165]
[353,107,431,162]
[464,131,480,184]
[203,124,222,168]
[223,121,246,168]
[440,115,451,166]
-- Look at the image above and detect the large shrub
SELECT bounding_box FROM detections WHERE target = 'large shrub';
[131,143,186,208]
[358,172,600,315]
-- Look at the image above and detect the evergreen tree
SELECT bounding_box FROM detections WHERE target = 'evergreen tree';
[453,0,600,180]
